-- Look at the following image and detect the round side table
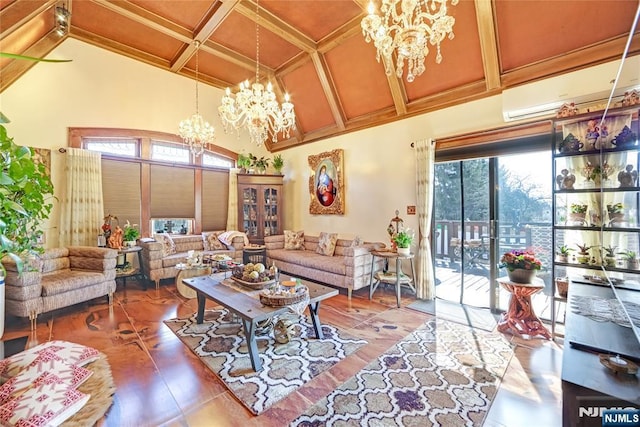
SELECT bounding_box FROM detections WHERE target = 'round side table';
[176,265,212,299]
[497,276,551,339]
[243,245,266,265]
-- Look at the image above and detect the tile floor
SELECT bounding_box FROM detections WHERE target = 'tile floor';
[2,279,563,426]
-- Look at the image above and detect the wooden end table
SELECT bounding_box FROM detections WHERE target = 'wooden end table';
[116,246,144,288]
[497,276,551,339]
[369,250,416,308]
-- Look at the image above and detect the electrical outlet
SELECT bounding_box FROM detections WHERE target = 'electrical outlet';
[407,206,416,215]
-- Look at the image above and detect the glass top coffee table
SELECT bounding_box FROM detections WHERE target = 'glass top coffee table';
[182,274,338,371]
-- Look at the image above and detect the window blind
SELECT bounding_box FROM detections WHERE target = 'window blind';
[202,169,230,231]
[101,159,141,227]
[150,165,195,218]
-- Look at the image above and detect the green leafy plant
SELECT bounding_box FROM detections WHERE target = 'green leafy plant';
[575,243,592,255]
[393,229,414,248]
[237,153,251,170]
[602,245,617,258]
[249,154,270,172]
[556,244,574,256]
[123,221,140,242]
[607,203,624,214]
[570,203,587,214]
[272,154,284,174]
[0,125,54,272]
[618,250,637,260]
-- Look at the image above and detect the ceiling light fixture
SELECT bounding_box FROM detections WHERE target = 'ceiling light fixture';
[218,0,295,147]
[178,40,215,156]
[54,3,71,36]
[361,0,458,83]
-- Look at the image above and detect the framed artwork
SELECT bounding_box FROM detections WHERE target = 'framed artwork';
[308,149,344,215]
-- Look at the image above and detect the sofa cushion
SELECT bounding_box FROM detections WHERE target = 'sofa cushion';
[154,233,176,257]
[350,236,363,247]
[316,232,338,256]
[202,232,226,251]
[41,271,108,297]
[284,230,305,250]
[268,249,346,276]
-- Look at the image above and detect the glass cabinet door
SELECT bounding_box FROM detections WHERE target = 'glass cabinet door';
[263,187,279,238]
[242,187,258,240]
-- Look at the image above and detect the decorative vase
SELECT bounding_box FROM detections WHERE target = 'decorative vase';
[125,240,137,248]
[397,247,410,256]
[507,268,536,284]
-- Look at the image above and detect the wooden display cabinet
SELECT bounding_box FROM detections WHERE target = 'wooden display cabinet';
[237,173,283,244]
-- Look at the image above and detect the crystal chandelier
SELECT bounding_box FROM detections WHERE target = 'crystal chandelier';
[218,0,295,147]
[179,40,215,156]
[361,0,458,82]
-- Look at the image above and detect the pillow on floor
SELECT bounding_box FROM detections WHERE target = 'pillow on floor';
[202,232,226,251]
[154,233,176,257]
[284,230,305,250]
[316,232,338,256]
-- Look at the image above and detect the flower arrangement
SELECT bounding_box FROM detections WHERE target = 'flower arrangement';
[123,220,140,242]
[499,250,542,272]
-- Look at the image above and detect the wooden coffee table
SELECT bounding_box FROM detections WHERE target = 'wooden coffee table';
[182,274,338,371]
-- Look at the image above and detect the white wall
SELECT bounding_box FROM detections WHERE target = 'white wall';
[0,38,621,247]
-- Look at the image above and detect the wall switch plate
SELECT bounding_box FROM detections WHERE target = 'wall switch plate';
[407,206,416,215]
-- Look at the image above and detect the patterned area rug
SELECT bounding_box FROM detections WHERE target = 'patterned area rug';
[164,309,367,415]
[292,318,514,426]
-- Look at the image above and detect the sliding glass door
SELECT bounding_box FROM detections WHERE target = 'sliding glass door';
[433,152,552,316]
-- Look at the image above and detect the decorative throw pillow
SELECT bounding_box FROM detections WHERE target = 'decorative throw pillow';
[350,235,363,247]
[202,232,226,251]
[316,232,338,256]
[154,233,176,257]
[284,230,305,250]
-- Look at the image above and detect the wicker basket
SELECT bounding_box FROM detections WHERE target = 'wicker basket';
[555,277,569,298]
[260,286,309,307]
[231,276,275,290]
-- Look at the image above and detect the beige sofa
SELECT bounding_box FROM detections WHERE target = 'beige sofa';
[3,246,118,329]
[264,234,386,298]
[138,232,246,289]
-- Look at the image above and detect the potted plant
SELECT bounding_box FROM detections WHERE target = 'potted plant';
[556,244,574,263]
[393,229,414,256]
[569,203,587,225]
[249,154,270,174]
[123,221,140,247]
[606,203,625,226]
[618,250,639,270]
[602,245,617,267]
[499,249,542,283]
[0,125,54,337]
[272,154,284,175]
[237,153,251,173]
[575,243,592,264]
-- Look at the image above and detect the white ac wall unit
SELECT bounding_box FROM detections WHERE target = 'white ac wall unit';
[502,55,640,122]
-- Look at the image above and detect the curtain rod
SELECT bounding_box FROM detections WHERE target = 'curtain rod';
[58,148,67,153]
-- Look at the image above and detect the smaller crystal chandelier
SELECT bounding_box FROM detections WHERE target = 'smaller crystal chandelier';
[218,0,295,147]
[179,40,215,156]
[361,0,458,82]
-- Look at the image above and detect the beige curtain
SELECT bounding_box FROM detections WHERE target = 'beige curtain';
[58,148,104,247]
[414,138,436,299]
[226,168,240,231]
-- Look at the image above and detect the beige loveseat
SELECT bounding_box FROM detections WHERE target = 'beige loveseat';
[264,233,386,299]
[138,232,246,289]
[3,246,118,329]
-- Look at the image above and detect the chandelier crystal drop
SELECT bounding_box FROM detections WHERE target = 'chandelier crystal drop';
[218,0,295,147]
[179,40,215,156]
[361,0,458,83]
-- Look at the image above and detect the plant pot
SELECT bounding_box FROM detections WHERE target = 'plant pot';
[555,277,569,298]
[556,254,568,263]
[507,268,536,284]
[396,247,411,256]
[568,213,586,225]
[576,255,590,264]
[124,240,137,248]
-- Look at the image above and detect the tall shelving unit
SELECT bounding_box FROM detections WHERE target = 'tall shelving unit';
[237,173,283,245]
[551,105,640,337]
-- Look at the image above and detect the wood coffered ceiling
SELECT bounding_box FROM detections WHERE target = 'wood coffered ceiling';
[2,0,640,151]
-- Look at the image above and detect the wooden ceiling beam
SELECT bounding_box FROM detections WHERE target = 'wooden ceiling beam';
[234,0,316,53]
[310,52,346,130]
[0,0,58,40]
[380,57,407,116]
[171,0,239,72]
[474,0,501,91]
[0,32,63,92]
